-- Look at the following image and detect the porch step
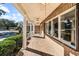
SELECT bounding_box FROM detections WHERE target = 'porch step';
[17,47,53,56]
[17,49,41,56]
[26,47,53,56]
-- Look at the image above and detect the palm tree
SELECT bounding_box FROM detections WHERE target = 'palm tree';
[0,9,6,16]
[0,3,6,16]
[16,21,23,34]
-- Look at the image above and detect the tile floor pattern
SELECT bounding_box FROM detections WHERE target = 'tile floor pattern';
[18,36,56,56]
[27,37,55,55]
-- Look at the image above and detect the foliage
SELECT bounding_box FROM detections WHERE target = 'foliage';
[6,35,22,50]
[16,21,23,34]
[0,19,17,30]
[0,40,16,56]
[0,9,6,16]
[0,35,22,56]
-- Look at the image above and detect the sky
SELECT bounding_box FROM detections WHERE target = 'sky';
[0,3,24,23]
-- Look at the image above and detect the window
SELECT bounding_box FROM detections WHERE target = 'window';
[27,23,32,33]
[48,21,51,35]
[27,25,30,33]
[45,6,76,49]
[45,22,51,35]
[53,18,58,37]
[61,9,76,46]
[47,23,49,34]
[45,23,48,34]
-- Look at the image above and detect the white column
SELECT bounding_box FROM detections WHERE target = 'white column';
[41,24,44,37]
[30,23,32,37]
[22,17,27,49]
[33,24,35,34]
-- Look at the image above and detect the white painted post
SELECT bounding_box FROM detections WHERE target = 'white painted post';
[22,17,27,49]
[30,23,32,37]
[33,24,35,35]
[41,24,44,37]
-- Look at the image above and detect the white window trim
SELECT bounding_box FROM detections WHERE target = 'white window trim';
[59,6,76,49]
[45,5,76,49]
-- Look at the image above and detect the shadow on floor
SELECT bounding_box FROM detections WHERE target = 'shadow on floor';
[33,36,45,39]
[26,47,53,56]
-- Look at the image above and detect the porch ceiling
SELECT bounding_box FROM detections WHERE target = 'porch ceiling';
[14,3,61,25]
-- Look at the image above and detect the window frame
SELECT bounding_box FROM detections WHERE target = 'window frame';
[59,6,76,49]
[45,6,77,50]
[52,17,59,38]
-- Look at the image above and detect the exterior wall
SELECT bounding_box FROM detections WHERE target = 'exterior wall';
[76,3,79,51]
[41,3,79,56]
[41,3,76,24]
[35,26,40,34]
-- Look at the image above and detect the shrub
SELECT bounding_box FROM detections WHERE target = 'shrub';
[0,40,16,56]
[5,35,22,46]
[6,35,22,41]
[0,35,22,56]
[5,35,23,54]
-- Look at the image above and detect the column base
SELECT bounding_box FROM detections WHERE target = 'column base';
[21,46,28,50]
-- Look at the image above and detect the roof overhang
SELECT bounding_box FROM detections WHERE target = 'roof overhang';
[14,3,61,25]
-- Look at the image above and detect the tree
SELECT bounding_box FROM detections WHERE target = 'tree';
[16,21,23,34]
[0,19,17,30]
[0,9,6,16]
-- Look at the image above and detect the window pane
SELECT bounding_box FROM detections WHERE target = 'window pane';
[48,21,51,35]
[61,10,75,46]
[27,25,30,33]
[53,18,58,37]
[45,23,47,34]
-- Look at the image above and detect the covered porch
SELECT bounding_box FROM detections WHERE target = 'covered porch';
[13,3,79,56]
[13,3,61,56]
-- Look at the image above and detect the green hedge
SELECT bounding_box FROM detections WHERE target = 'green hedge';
[6,35,22,41]
[0,40,16,56]
[6,35,22,50]
[0,35,22,56]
